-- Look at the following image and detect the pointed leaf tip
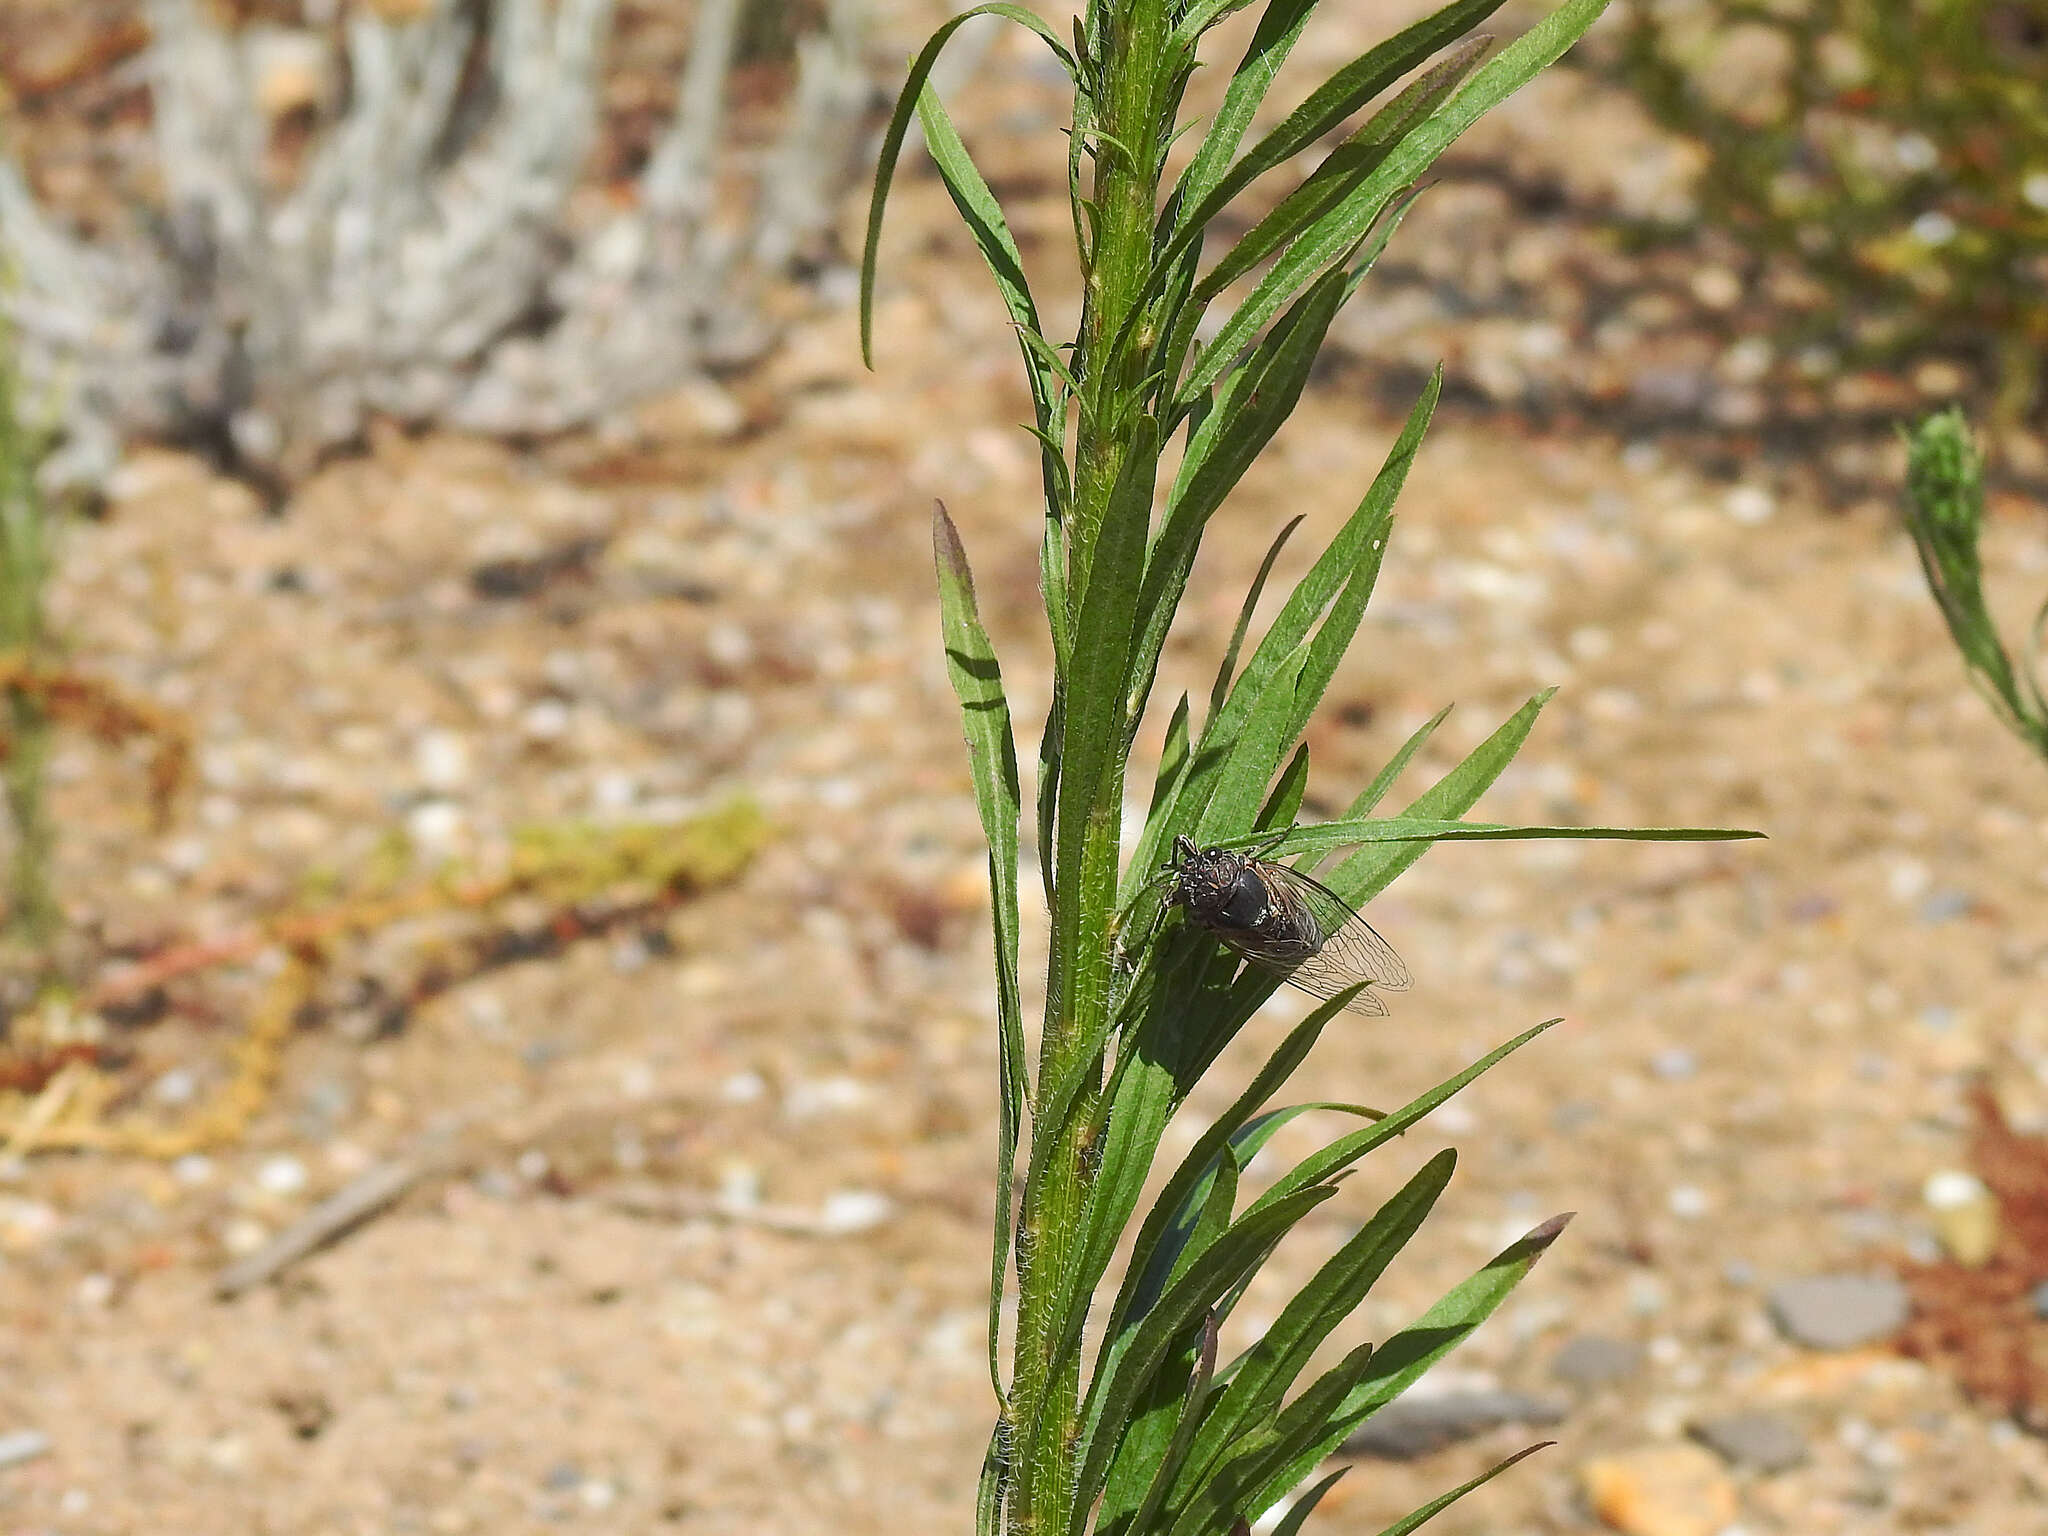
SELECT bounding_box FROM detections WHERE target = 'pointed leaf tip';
[1524,1212,1573,1250]
[932,499,970,577]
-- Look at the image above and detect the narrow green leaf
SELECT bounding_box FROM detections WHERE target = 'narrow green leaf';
[1274,374,1439,749]
[914,87,1061,445]
[932,504,1027,1397]
[1257,742,1311,834]
[1121,270,1351,795]
[1194,638,1312,844]
[1111,1311,1223,1536]
[1103,991,1361,1349]
[1322,688,1554,908]
[1163,0,1508,258]
[1250,1020,1557,1215]
[1168,370,1436,854]
[1075,1186,1340,1520]
[1180,1216,1568,1532]
[1212,515,1305,724]
[1179,0,1611,405]
[1371,1443,1552,1536]
[1272,1467,1349,1536]
[1170,0,1264,52]
[1342,705,1451,820]
[860,4,1078,367]
[1049,415,1159,1076]
[1013,324,1087,405]
[1193,35,1493,306]
[1174,1151,1457,1508]
[1171,0,1324,221]
[1215,817,1769,859]
[1166,1338,1380,1536]
[976,1422,1008,1536]
[1311,1217,1573,1468]
[1149,694,1195,835]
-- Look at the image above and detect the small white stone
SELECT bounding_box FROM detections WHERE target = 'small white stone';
[784,1076,866,1119]
[256,1155,308,1196]
[173,1154,214,1186]
[720,1070,767,1104]
[2025,173,2048,213]
[515,1148,550,1182]
[522,699,571,741]
[222,1217,270,1257]
[592,770,637,811]
[818,1190,892,1235]
[718,1161,763,1209]
[407,799,465,854]
[1568,625,1613,662]
[1668,1185,1710,1219]
[705,623,754,670]
[414,730,471,791]
[1724,486,1776,525]
[1923,1169,1990,1210]
[1911,211,1957,246]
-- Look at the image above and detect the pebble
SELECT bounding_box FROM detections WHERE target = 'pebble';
[256,1155,309,1196]
[1649,1048,1697,1081]
[1580,1445,1738,1536]
[1923,1169,1998,1266]
[1689,1410,1809,1473]
[1918,889,1973,923]
[1766,1274,1909,1350]
[406,799,466,855]
[1340,1390,1564,1461]
[0,1429,50,1468]
[414,729,472,791]
[1553,1334,1646,1389]
[1668,1185,1710,1219]
[816,1190,893,1235]
[1723,486,1775,526]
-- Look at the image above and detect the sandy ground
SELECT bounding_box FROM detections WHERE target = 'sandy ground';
[2,3,2048,1534]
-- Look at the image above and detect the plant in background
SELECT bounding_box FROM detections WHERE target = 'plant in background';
[0,304,190,977]
[0,310,57,950]
[863,0,1756,1531]
[0,0,873,496]
[1903,407,2048,762]
[1604,0,2048,428]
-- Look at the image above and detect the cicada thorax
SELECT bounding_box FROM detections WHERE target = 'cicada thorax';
[1212,866,1273,930]
[1161,834,1408,1015]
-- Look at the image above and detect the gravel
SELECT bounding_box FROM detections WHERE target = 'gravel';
[1766,1274,1911,1350]
[0,1430,51,1468]
[1690,1410,1810,1473]
[1552,1334,1647,1390]
[1340,1390,1565,1461]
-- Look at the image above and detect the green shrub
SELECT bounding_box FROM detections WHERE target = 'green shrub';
[863,0,1757,1530]
[1903,407,2048,760]
[1606,0,2048,425]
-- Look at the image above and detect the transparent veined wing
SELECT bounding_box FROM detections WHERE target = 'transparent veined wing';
[1236,858,1411,1014]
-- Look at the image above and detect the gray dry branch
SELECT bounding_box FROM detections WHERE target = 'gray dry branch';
[0,0,876,496]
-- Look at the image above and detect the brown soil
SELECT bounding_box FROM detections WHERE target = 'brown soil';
[2,4,2048,1535]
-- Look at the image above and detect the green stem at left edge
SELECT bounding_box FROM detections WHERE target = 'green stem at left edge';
[1010,1,1171,1531]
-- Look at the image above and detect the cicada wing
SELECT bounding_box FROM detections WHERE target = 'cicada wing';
[1231,859,1411,1014]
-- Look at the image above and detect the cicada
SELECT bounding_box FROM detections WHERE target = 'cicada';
[1160,833,1412,1015]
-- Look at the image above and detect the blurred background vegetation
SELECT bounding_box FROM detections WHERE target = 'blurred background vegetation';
[1594,0,2047,451]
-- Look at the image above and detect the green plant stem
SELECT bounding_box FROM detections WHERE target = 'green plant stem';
[1010,5,1170,1531]
[2,685,55,947]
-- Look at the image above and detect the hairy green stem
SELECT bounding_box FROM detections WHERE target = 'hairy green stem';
[1009,2,1170,1530]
